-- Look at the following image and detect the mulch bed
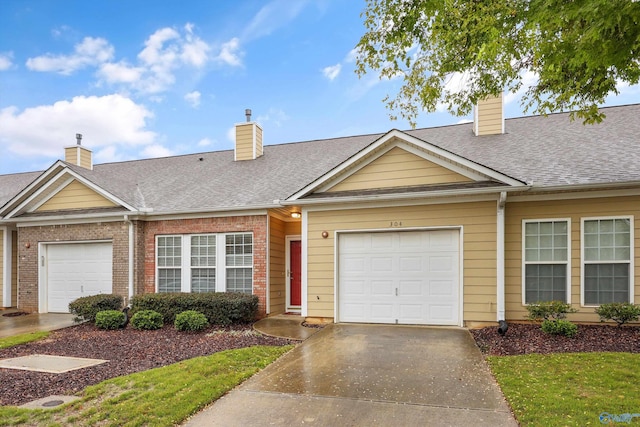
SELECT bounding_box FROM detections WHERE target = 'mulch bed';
[471,323,640,356]
[0,323,294,406]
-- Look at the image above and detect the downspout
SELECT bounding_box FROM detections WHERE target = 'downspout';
[124,215,134,306]
[497,192,507,326]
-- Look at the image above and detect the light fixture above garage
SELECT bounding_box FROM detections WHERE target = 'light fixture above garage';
[291,211,301,219]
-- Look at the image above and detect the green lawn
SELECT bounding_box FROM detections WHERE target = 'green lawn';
[0,331,50,349]
[0,345,292,427]
[488,352,640,426]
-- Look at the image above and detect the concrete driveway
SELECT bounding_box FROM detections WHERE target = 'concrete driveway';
[183,324,517,426]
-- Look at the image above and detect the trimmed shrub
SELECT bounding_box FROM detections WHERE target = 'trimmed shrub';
[595,303,640,327]
[541,319,578,338]
[95,310,126,330]
[130,310,164,330]
[130,292,258,325]
[526,300,577,322]
[175,310,209,332]
[69,294,124,323]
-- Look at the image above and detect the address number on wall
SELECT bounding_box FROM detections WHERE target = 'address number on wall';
[389,221,403,227]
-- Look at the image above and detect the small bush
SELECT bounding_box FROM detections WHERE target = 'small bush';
[69,294,124,323]
[130,310,164,330]
[526,301,577,322]
[95,310,126,330]
[131,292,258,325]
[541,319,578,338]
[595,303,640,327]
[175,310,209,332]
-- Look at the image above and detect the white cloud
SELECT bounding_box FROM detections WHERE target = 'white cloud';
[216,38,243,67]
[0,94,156,158]
[184,91,201,108]
[197,137,213,147]
[0,52,13,71]
[256,108,289,128]
[241,0,309,42]
[140,144,174,158]
[181,23,210,67]
[98,61,144,84]
[26,37,114,75]
[322,64,341,81]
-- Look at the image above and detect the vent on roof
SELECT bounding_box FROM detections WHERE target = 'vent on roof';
[235,109,263,161]
[473,94,504,136]
[64,133,93,170]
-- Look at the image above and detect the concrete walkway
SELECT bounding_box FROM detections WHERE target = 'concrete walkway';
[0,309,76,338]
[183,324,517,426]
[253,314,320,340]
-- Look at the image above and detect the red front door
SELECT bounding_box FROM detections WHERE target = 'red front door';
[289,240,302,306]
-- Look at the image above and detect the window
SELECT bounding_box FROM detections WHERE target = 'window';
[225,233,253,294]
[156,233,253,294]
[582,217,633,305]
[523,220,570,304]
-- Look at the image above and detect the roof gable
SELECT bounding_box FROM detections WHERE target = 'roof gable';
[0,161,134,219]
[287,129,526,201]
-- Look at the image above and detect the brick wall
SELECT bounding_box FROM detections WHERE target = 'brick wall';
[17,221,129,312]
[142,215,268,317]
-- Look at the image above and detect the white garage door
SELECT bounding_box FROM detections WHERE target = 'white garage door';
[338,230,459,325]
[46,242,113,313]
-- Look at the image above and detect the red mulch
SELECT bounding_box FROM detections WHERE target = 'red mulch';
[0,323,293,406]
[470,323,640,356]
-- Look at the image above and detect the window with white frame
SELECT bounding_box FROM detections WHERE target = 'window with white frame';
[523,220,570,304]
[225,233,253,294]
[583,217,632,305]
[156,233,253,294]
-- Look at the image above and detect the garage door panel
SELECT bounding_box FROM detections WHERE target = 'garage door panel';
[339,230,459,326]
[46,242,113,313]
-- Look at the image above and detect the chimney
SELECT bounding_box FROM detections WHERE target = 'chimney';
[473,93,504,136]
[234,109,263,161]
[64,133,93,169]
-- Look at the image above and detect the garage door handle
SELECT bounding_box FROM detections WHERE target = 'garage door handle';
[81,286,84,293]
[395,288,398,296]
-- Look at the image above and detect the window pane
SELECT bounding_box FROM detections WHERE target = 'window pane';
[191,268,215,293]
[191,235,216,267]
[525,264,567,304]
[159,269,181,293]
[226,268,252,294]
[226,233,253,266]
[615,218,630,232]
[158,236,181,267]
[584,263,629,304]
[524,220,568,262]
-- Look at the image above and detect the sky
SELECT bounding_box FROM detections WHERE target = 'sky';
[1,0,639,176]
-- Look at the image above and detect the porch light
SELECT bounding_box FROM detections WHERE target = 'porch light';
[291,211,301,219]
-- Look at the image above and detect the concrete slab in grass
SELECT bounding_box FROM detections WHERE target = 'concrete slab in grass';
[0,354,108,373]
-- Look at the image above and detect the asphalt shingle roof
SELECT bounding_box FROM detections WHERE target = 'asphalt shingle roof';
[1,104,638,214]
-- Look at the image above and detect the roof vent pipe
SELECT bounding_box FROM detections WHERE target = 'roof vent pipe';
[245,109,252,122]
[76,133,83,145]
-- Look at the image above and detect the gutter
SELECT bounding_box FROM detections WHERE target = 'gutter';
[280,185,531,206]
[496,191,507,323]
[124,215,134,305]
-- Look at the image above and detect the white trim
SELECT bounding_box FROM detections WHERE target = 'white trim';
[285,235,302,312]
[124,215,134,305]
[496,192,506,321]
[301,209,308,317]
[508,185,640,202]
[521,218,572,306]
[580,216,635,307]
[1,227,13,307]
[333,226,464,327]
[29,176,75,212]
[287,129,525,201]
[283,187,521,208]
[38,239,113,313]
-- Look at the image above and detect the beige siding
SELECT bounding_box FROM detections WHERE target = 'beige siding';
[327,147,472,192]
[505,195,640,324]
[307,201,498,324]
[475,96,503,136]
[11,231,17,305]
[269,216,286,314]
[36,180,117,211]
[64,147,78,165]
[79,147,92,169]
[235,123,262,160]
